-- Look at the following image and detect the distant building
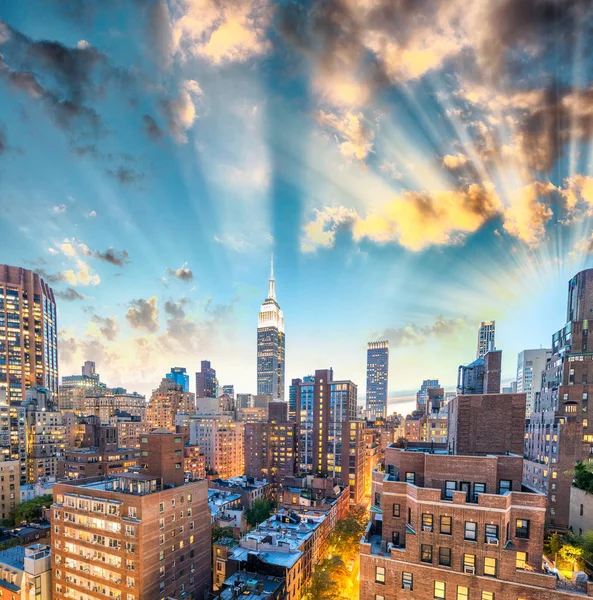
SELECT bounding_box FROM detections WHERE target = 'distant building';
[147,377,196,431]
[257,256,285,400]
[0,265,58,402]
[457,358,484,395]
[109,410,150,448]
[484,349,502,394]
[73,387,146,423]
[366,341,389,421]
[222,384,235,399]
[196,360,218,398]
[288,378,303,421]
[59,361,106,411]
[0,458,19,521]
[416,379,439,414]
[476,319,495,359]
[166,366,190,392]
[517,348,551,415]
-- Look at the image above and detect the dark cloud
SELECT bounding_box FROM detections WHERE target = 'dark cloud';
[91,314,119,341]
[0,124,6,154]
[93,247,130,267]
[55,288,86,301]
[126,297,159,332]
[164,298,188,320]
[33,268,65,284]
[166,264,194,282]
[375,316,471,349]
[105,166,145,185]
[142,114,164,141]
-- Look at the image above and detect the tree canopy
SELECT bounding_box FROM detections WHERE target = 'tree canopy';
[14,494,53,525]
[574,461,593,493]
[245,498,273,528]
[212,525,234,543]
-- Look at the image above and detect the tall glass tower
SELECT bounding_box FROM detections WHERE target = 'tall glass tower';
[257,256,285,400]
[366,341,389,421]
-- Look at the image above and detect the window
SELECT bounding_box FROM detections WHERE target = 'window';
[464,521,477,541]
[485,524,498,541]
[484,557,497,577]
[445,480,456,500]
[498,479,511,494]
[374,492,381,507]
[481,593,494,600]
[405,472,416,485]
[438,546,451,567]
[516,551,527,570]
[376,596,385,600]
[421,544,433,563]
[422,513,434,532]
[402,572,413,590]
[515,519,530,539]
[159,502,164,513]
[440,515,452,535]
[375,566,385,584]
[434,581,446,599]
[457,586,469,600]
[473,482,486,502]
[463,554,475,573]
[408,508,412,525]
[392,503,400,517]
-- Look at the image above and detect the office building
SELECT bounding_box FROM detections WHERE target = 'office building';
[366,341,389,421]
[221,385,234,399]
[0,265,58,403]
[51,429,211,600]
[0,544,52,600]
[288,378,303,421]
[294,369,366,503]
[517,349,552,415]
[196,360,217,399]
[415,379,439,414]
[147,377,196,431]
[257,256,285,400]
[59,361,106,411]
[166,366,190,392]
[524,268,593,527]
[476,320,495,359]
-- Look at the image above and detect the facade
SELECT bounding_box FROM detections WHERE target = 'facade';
[244,421,297,482]
[517,349,552,416]
[569,485,593,536]
[366,341,389,421]
[75,388,146,423]
[288,378,304,421]
[0,544,52,600]
[415,380,439,414]
[404,414,448,444]
[0,389,27,483]
[196,361,217,399]
[0,265,58,403]
[524,269,593,527]
[59,361,106,411]
[166,366,190,392]
[0,458,20,521]
[294,369,366,503]
[477,320,496,359]
[484,350,502,394]
[51,430,211,600]
[184,445,207,481]
[257,257,285,400]
[109,412,150,449]
[360,447,591,600]
[147,377,195,431]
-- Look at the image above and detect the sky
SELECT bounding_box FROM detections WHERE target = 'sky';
[2,1,593,416]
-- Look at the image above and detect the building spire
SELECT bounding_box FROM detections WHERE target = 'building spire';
[268,253,276,299]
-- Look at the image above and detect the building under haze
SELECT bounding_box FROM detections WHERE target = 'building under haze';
[0,265,58,403]
[516,348,551,415]
[166,366,190,392]
[257,256,285,400]
[476,319,495,359]
[196,360,217,398]
[365,341,389,421]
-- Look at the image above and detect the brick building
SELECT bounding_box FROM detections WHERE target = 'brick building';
[147,378,196,431]
[360,446,593,599]
[51,429,211,600]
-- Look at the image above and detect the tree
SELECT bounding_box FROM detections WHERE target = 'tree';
[574,461,593,493]
[544,532,563,558]
[245,498,273,528]
[212,525,234,543]
[304,556,350,600]
[328,506,368,562]
[13,494,53,525]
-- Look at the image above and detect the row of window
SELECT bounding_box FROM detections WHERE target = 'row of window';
[374,573,495,599]
[418,546,527,571]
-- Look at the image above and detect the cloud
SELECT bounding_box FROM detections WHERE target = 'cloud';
[54,238,129,267]
[94,248,130,267]
[86,210,97,218]
[562,175,593,215]
[166,262,194,282]
[126,297,159,332]
[90,314,119,341]
[171,0,271,64]
[105,166,145,185]
[443,153,469,170]
[55,288,86,301]
[142,114,164,141]
[52,204,67,214]
[315,110,373,162]
[161,79,202,143]
[376,316,472,349]
[379,161,402,180]
[62,260,101,286]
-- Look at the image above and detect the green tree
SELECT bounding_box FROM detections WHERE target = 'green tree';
[212,525,234,543]
[574,461,593,493]
[544,532,563,558]
[304,556,350,600]
[245,498,273,528]
[328,506,368,562]
[14,494,53,525]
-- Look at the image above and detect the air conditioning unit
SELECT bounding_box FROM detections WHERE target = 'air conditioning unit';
[403,583,412,591]
[486,537,499,546]
[464,566,475,575]
[423,526,432,532]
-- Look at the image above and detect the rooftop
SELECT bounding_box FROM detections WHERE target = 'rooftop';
[220,572,284,600]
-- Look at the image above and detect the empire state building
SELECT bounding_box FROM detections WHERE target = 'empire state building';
[257,256,285,400]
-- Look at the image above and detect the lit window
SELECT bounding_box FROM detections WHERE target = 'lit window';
[516,551,527,570]
[484,557,497,577]
[434,581,446,599]
[457,586,469,600]
[375,566,385,584]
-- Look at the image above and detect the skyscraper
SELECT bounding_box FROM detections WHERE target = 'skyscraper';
[415,379,439,414]
[365,341,389,421]
[196,360,217,398]
[166,366,190,392]
[257,256,285,400]
[516,348,551,415]
[0,265,58,403]
[476,320,495,358]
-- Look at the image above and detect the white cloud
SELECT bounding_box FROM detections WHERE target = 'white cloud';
[52,204,67,214]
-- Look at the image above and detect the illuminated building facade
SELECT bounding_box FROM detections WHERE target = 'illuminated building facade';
[366,341,389,421]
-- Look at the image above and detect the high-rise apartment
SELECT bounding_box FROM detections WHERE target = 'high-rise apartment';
[195,360,217,398]
[366,341,389,421]
[59,361,106,411]
[166,367,190,392]
[0,265,58,403]
[147,377,196,431]
[294,369,366,503]
[257,257,285,400]
[476,320,495,359]
[51,429,211,600]
[517,348,552,415]
[524,269,593,527]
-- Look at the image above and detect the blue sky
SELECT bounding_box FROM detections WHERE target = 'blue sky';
[1,0,593,414]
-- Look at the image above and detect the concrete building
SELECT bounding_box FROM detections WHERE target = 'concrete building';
[74,387,146,423]
[235,407,268,424]
[524,269,593,527]
[51,429,211,600]
[0,266,58,403]
[294,369,366,503]
[0,389,27,484]
[257,257,285,400]
[359,446,592,600]
[196,360,218,399]
[569,485,593,536]
[366,341,389,422]
[517,349,552,416]
[109,411,150,449]
[0,544,52,600]
[59,361,106,411]
[477,320,496,359]
[147,377,196,431]
[184,444,207,481]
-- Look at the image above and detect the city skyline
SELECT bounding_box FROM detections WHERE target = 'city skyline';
[2,3,593,414]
